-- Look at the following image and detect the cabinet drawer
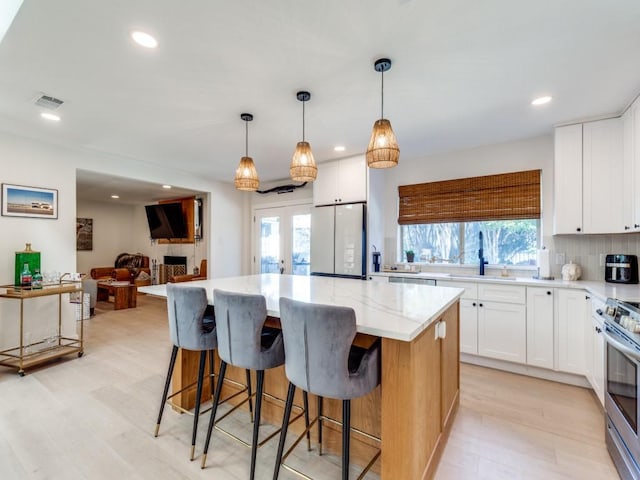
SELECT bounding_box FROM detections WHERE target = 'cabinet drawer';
[478,284,526,304]
[437,280,478,299]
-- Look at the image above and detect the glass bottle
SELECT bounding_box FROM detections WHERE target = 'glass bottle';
[32,269,43,289]
[20,263,32,289]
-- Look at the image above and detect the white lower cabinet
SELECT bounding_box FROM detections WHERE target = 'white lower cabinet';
[557,289,588,375]
[585,296,606,406]
[438,280,479,354]
[478,300,527,363]
[526,287,555,369]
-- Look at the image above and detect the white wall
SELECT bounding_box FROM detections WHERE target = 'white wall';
[76,200,137,275]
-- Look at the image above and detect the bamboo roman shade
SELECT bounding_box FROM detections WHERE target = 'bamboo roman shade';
[398,170,541,225]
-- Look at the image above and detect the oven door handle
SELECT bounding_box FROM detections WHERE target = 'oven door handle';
[603,328,640,361]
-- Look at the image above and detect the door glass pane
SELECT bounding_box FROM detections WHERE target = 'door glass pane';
[260,216,280,273]
[291,214,311,276]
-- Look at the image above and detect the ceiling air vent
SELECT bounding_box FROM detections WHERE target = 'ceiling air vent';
[35,95,64,110]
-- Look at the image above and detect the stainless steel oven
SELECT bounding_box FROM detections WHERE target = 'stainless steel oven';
[602,298,640,480]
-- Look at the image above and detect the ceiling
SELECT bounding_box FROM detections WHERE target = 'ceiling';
[2,0,640,201]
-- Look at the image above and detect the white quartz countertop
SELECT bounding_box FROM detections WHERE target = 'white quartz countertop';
[369,271,640,303]
[139,274,463,342]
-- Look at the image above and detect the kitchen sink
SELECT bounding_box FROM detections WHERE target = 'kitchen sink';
[445,274,517,281]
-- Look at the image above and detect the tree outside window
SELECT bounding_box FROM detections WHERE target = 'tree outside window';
[400,219,538,266]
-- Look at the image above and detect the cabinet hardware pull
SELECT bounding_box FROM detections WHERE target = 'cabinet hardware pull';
[472,302,476,307]
[635,224,640,229]
[479,303,483,307]
[546,291,551,295]
[576,227,581,232]
[625,226,630,230]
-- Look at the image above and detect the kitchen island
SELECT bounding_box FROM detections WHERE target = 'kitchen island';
[140,274,463,479]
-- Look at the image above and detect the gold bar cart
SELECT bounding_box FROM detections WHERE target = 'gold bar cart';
[0,282,84,376]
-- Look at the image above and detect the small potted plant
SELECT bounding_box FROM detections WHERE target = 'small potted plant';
[405,250,415,263]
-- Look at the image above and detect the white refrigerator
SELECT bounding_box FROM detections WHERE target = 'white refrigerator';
[310,203,366,279]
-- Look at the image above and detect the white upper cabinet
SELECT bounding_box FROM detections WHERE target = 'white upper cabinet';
[313,155,367,206]
[554,124,584,234]
[582,118,624,233]
[554,118,625,234]
[628,98,640,232]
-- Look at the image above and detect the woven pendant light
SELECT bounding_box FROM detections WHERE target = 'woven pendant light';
[290,91,317,182]
[366,58,400,168]
[234,113,259,191]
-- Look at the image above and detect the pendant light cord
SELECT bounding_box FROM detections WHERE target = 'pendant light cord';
[245,118,249,157]
[381,69,385,119]
[302,99,306,142]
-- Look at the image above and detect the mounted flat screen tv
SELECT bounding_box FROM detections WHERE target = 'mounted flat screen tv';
[144,203,188,239]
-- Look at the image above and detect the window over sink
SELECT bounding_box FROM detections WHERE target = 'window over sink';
[400,220,539,265]
[398,170,541,265]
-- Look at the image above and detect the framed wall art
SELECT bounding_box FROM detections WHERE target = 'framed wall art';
[76,217,93,251]
[1,184,58,219]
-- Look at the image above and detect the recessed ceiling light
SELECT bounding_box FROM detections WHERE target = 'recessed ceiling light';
[531,96,552,106]
[40,112,60,122]
[131,31,158,48]
[334,146,346,152]
[111,194,120,199]
[162,185,171,189]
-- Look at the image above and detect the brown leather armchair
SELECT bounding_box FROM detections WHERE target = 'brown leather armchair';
[90,253,151,286]
[169,259,207,283]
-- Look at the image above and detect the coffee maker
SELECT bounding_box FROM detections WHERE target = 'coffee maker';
[605,254,639,284]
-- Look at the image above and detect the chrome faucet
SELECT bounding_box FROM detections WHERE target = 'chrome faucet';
[478,231,488,275]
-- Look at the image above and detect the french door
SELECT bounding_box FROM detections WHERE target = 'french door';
[253,204,311,275]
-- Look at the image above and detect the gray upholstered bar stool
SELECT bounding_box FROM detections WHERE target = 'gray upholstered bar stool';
[274,297,381,480]
[154,283,217,460]
[201,289,299,480]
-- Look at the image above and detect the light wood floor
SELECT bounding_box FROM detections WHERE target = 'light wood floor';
[0,295,619,479]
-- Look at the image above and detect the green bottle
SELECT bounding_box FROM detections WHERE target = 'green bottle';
[20,263,32,288]
[32,269,43,289]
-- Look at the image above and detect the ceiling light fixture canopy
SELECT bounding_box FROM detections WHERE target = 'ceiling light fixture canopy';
[234,113,259,191]
[366,58,399,169]
[290,91,317,182]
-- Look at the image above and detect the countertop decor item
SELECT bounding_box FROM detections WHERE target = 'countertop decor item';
[290,91,317,182]
[561,261,582,281]
[234,113,259,191]
[366,58,400,169]
[406,250,415,263]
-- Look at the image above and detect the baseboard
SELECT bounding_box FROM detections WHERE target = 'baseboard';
[460,353,590,388]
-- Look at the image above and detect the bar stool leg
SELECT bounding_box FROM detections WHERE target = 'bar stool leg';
[154,345,179,437]
[303,391,311,451]
[250,370,265,480]
[318,396,323,455]
[342,399,351,480]
[273,382,296,480]
[246,369,254,422]
[201,361,227,468]
[208,349,215,399]
[190,350,207,460]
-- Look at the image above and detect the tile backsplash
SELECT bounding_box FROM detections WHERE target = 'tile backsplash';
[545,233,640,281]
